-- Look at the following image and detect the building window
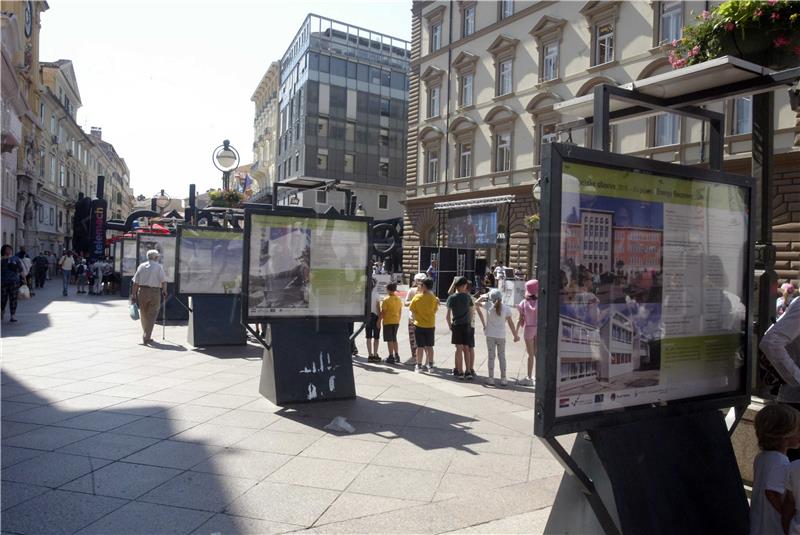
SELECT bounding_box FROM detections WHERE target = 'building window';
[494,133,511,172]
[654,113,679,146]
[542,42,559,81]
[459,73,473,107]
[50,113,56,134]
[428,86,440,117]
[59,165,65,187]
[316,190,327,204]
[379,194,388,210]
[317,148,328,170]
[380,128,389,149]
[463,5,476,37]
[380,98,390,118]
[425,149,439,183]
[499,0,514,20]
[658,1,682,44]
[49,207,54,225]
[732,96,752,135]
[379,157,389,178]
[595,23,614,66]
[344,153,354,174]
[317,117,329,136]
[498,59,513,96]
[430,23,442,52]
[295,152,300,172]
[346,122,355,142]
[457,143,472,178]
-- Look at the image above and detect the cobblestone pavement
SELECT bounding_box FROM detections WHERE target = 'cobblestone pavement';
[2,281,568,534]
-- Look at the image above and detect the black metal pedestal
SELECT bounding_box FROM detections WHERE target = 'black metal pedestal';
[156,283,189,321]
[187,294,246,347]
[543,410,748,535]
[120,276,132,299]
[259,319,356,405]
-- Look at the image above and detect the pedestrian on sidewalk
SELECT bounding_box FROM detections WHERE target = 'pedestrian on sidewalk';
[404,273,426,366]
[748,403,800,535]
[1,244,23,322]
[58,251,75,296]
[447,276,474,379]
[17,248,33,297]
[380,282,402,364]
[409,277,438,373]
[131,249,167,345]
[46,251,55,280]
[516,279,539,387]
[32,251,48,289]
[478,289,519,386]
[365,278,382,362]
[75,260,89,294]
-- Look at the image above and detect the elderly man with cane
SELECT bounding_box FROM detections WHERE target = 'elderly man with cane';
[131,249,167,345]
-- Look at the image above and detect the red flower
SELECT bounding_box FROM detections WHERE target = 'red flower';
[774,36,791,47]
[725,22,736,32]
[768,0,778,5]
[754,9,763,18]
[700,10,710,20]
[771,12,780,21]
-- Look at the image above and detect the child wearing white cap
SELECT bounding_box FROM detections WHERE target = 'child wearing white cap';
[477,289,519,386]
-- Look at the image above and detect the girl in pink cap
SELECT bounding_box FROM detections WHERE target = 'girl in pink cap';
[516,279,539,387]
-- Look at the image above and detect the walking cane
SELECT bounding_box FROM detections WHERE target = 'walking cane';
[162,290,166,340]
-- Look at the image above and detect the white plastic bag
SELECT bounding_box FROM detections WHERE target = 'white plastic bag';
[129,303,140,320]
[17,284,30,300]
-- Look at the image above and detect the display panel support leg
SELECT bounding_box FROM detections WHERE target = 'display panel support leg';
[156,282,189,321]
[188,294,246,347]
[120,276,132,299]
[259,320,356,405]
[543,410,748,535]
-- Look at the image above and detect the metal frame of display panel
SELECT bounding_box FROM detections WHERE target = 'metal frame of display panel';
[120,238,138,277]
[242,207,373,322]
[535,143,755,438]
[175,226,243,296]
[136,233,177,283]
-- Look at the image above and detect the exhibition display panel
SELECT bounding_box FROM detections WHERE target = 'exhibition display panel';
[176,227,243,295]
[536,144,753,438]
[243,211,370,321]
[121,238,137,277]
[113,243,121,274]
[136,234,176,283]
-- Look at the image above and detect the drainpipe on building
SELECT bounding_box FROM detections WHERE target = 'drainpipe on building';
[443,1,454,198]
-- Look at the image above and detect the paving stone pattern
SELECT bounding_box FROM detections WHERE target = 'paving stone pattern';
[1,282,567,533]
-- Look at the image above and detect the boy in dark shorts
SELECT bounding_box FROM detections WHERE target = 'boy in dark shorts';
[446,276,474,379]
[380,283,402,363]
[409,278,439,373]
[365,279,382,362]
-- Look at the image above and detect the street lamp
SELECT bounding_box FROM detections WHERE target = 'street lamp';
[152,189,170,214]
[212,140,240,191]
[355,203,366,217]
[531,180,542,278]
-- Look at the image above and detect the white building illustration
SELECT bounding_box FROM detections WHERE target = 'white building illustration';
[558,315,601,388]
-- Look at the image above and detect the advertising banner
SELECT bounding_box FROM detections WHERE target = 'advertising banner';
[121,238,137,276]
[177,228,243,295]
[446,207,497,248]
[90,199,107,258]
[136,234,176,283]
[536,144,752,436]
[245,213,369,319]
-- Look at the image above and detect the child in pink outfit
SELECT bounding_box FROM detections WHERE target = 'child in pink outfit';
[516,279,538,387]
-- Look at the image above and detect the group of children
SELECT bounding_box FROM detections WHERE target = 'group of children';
[752,403,800,534]
[362,272,538,387]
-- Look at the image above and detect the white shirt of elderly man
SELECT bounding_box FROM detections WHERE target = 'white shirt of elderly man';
[131,249,167,345]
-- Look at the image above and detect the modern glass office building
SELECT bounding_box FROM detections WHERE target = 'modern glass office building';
[275,14,410,218]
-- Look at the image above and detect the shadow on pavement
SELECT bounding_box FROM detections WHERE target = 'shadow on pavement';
[193,343,264,361]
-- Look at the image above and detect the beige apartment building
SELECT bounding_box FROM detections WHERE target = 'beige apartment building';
[403,0,800,279]
[250,62,280,196]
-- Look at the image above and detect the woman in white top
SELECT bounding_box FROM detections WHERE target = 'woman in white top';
[404,273,427,366]
[477,289,519,386]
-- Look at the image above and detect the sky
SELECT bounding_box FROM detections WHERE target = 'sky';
[39,0,412,200]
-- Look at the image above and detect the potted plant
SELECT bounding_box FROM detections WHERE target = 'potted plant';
[207,189,244,208]
[670,0,800,70]
[527,213,541,229]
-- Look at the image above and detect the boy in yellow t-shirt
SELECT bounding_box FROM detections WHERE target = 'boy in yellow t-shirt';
[380,283,403,364]
[408,278,439,373]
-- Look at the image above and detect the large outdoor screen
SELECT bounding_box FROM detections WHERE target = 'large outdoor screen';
[446,207,497,248]
[176,228,243,295]
[244,212,369,319]
[536,144,752,437]
[121,239,137,276]
[136,234,176,283]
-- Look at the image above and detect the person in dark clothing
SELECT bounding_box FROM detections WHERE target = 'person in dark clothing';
[33,252,48,288]
[1,245,23,322]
